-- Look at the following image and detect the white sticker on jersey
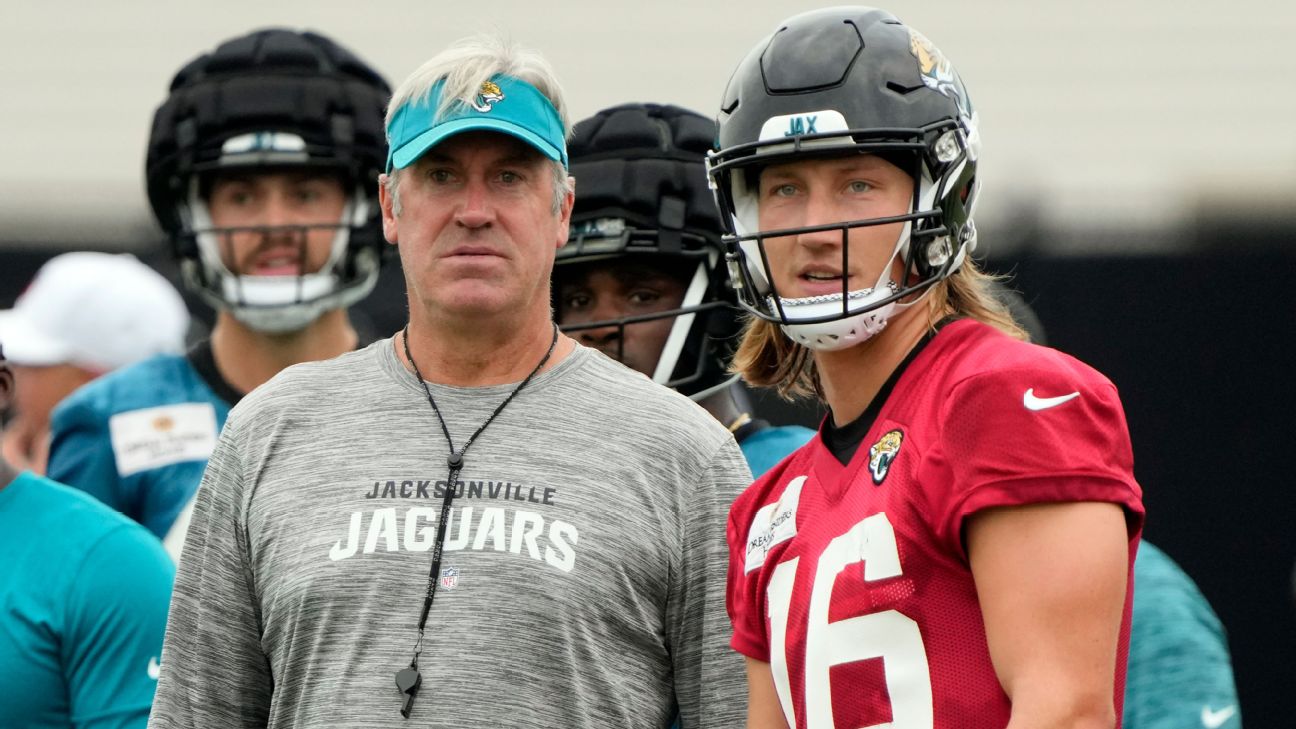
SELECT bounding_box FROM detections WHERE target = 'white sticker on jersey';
[745,476,805,574]
[109,403,219,477]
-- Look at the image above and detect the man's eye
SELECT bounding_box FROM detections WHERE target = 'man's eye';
[499,170,521,184]
[767,183,798,198]
[428,169,454,183]
[563,292,591,310]
[847,180,873,193]
[628,290,661,306]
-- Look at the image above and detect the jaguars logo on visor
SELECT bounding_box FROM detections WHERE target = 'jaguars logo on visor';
[471,80,505,112]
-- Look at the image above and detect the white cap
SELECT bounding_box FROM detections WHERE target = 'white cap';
[0,252,190,372]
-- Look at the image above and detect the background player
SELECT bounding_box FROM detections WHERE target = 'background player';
[554,102,815,478]
[712,8,1143,727]
[0,251,188,473]
[0,339,174,729]
[44,28,391,560]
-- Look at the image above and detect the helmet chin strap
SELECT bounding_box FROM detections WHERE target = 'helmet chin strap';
[772,219,930,352]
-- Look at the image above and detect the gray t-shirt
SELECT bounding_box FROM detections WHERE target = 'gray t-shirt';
[149,339,750,728]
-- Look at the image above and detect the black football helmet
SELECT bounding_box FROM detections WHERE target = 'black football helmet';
[707,7,981,350]
[145,28,391,333]
[556,103,739,397]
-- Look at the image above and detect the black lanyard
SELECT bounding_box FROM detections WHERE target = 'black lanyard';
[395,323,559,718]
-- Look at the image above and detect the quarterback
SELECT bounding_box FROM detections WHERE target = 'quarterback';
[712,7,1144,728]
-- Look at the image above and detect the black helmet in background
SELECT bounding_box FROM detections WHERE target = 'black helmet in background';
[556,103,741,398]
[145,28,391,333]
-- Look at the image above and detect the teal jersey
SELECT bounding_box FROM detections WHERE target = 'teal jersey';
[0,472,174,728]
[1125,542,1241,729]
[739,424,817,478]
[46,351,232,540]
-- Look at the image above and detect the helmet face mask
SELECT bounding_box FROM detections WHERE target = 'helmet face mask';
[145,30,391,333]
[556,103,741,397]
[707,7,981,350]
[178,170,379,333]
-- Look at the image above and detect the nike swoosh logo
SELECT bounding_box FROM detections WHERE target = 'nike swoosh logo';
[1023,388,1080,411]
[1201,705,1237,728]
[148,656,161,681]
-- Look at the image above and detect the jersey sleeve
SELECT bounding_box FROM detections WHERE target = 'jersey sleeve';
[146,414,273,729]
[63,524,175,729]
[1123,544,1241,729]
[667,436,750,729]
[926,361,1145,558]
[48,396,135,519]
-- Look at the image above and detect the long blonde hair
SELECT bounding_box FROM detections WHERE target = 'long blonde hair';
[731,260,1027,400]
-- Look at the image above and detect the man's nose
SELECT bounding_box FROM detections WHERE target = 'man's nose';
[455,178,495,229]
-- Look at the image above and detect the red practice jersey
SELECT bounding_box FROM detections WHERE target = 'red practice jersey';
[727,319,1145,728]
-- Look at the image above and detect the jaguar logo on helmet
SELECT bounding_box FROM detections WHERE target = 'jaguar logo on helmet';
[868,429,904,485]
[471,80,505,112]
[908,29,972,118]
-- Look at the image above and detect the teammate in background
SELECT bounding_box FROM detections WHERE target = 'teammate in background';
[44,29,391,560]
[0,341,174,729]
[554,102,815,478]
[712,8,1143,727]
[147,35,748,728]
[0,252,188,474]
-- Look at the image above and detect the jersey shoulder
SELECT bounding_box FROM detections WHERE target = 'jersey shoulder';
[53,353,221,423]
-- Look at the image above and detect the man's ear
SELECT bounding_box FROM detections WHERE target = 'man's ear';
[555,176,575,250]
[378,173,399,246]
[0,360,13,414]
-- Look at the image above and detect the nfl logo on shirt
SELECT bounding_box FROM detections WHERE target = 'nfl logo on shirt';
[439,567,460,590]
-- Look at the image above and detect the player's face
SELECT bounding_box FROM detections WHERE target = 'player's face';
[381,131,573,322]
[206,170,349,277]
[9,363,92,429]
[0,349,12,414]
[555,259,690,376]
[756,154,912,299]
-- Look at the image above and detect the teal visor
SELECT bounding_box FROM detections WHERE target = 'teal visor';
[385,75,567,172]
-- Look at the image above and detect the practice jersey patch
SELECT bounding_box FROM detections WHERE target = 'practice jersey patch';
[745,476,805,574]
[868,429,904,485]
[109,403,219,477]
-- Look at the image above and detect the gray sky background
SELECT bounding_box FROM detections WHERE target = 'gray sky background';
[3,0,1294,250]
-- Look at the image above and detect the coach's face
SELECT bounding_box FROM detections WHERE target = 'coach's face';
[381,131,573,323]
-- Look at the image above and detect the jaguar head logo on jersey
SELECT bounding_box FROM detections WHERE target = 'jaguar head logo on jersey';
[471,81,505,112]
[868,430,904,485]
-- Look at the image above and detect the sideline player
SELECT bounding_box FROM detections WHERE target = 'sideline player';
[0,340,174,729]
[712,8,1144,727]
[0,251,188,474]
[554,102,815,478]
[146,34,747,728]
[44,28,391,559]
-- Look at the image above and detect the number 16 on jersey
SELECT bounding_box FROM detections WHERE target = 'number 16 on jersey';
[766,512,934,728]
